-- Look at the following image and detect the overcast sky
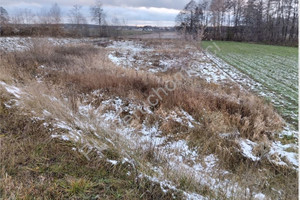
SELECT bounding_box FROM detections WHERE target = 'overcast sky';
[1,0,191,26]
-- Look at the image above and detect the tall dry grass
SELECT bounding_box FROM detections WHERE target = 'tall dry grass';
[0,40,295,199]
[2,41,283,141]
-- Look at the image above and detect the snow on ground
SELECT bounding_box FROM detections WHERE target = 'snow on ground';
[0,37,33,52]
[42,93,218,198]
[279,124,298,138]
[0,79,244,199]
[0,37,298,199]
[55,91,279,198]
[0,82,22,98]
[0,78,276,198]
[107,40,155,72]
[76,96,245,198]
[239,139,261,162]
[269,142,298,168]
[141,173,207,200]
[106,40,298,166]
[107,38,297,122]
[105,39,269,85]
[238,137,298,169]
[0,37,98,52]
[107,40,237,83]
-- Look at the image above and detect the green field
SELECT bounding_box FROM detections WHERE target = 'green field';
[202,41,298,128]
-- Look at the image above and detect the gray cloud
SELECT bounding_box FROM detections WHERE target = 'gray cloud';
[104,6,179,26]
[101,0,190,9]
[2,0,188,26]
[2,0,190,9]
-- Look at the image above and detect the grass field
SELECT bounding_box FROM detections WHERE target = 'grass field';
[202,41,298,128]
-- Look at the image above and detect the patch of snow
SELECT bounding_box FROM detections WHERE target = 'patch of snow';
[141,173,207,200]
[140,123,165,146]
[107,159,118,165]
[253,192,266,199]
[187,59,229,83]
[165,109,199,129]
[269,142,298,168]
[0,82,22,98]
[279,125,298,138]
[0,37,32,52]
[43,110,51,116]
[184,192,207,200]
[78,104,93,116]
[85,96,253,198]
[55,121,73,132]
[51,134,70,141]
[108,54,122,66]
[238,138,298,169]
[0,37,97,52]
[239,139,260,161]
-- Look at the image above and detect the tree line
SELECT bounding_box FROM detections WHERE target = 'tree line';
[176,0,298,45]
[0,0,126,37]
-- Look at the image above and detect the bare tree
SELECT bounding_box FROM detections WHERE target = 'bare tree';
[37,8,51,24]
[0,7,9,25]
[109,16,128,37]
[111,16,120,26]
[11,8,36,24]
[177,0,298,44]
[68,5,87,25]
[49,3,62,24]
[0,7,9,36]
[48,3,62,36]
[243,0,258,40]
[210,0,226,39]
[90,0,105,36]
[176,0,208,40]
[33,4,63,36]
[68,5,87,36]
[289,0,298,41]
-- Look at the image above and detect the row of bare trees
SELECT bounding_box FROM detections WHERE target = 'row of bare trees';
[0,3,64,36]
[1,4,62,25]
[176,0,298,45]
[0,0,109,36]
[0,1,105,25]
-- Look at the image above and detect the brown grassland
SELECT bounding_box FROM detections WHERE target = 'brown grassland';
[0,40,297,199]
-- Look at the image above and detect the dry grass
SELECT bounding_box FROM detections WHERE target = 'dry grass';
[0,40,296,199]
[0,94,181,200]
[66,69,162,97]
[1,41,284,153]
[64,65,283,142]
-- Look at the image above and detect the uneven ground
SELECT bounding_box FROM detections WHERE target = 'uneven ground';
[0,37,298,199]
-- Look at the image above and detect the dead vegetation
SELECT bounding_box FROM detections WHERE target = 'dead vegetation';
[4,40,284,142]
[0,99,180,199]
[0,40,297,199]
